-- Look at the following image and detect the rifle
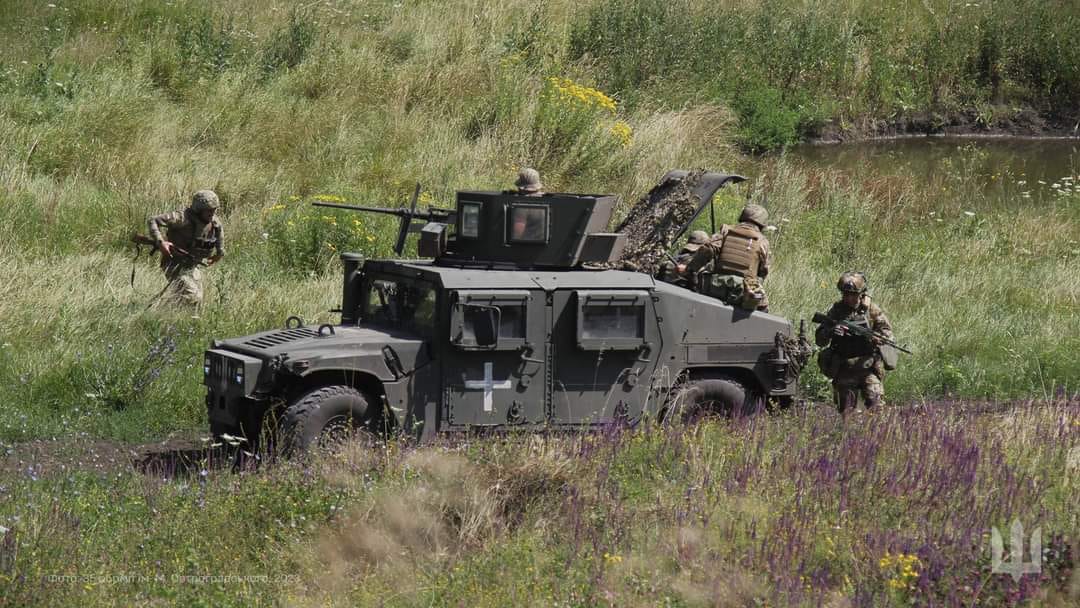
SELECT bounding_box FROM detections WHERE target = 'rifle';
[811,312,912,354]
[130,234,206,287]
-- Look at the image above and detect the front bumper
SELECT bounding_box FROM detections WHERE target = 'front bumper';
[203,349,265,428]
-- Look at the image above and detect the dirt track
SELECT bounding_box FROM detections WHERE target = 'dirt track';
[2,397,1074,480]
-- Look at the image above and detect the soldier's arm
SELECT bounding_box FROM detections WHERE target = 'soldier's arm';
[814,303,843,346]
[758,237,770,279]
[682,243,714,276]
[148,211,184,254]
[868,302,894,341]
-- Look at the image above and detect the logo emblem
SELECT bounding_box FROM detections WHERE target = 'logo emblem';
[990,519,1041,582]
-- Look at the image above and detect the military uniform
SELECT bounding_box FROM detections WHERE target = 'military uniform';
[147,191,224,306]
[684,205,771,311]
[658,230,709,287]
[815,273,894,412]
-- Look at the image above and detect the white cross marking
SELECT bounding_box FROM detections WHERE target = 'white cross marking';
[464,362,513,412]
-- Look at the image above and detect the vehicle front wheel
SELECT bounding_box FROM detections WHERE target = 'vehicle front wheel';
[665,377,762,423]
[280,385,373,457]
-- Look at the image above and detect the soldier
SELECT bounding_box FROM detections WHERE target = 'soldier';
[657,230,709,287]
[814,272,894,413]
[680,204,771,311]
[514,167,545,197]
[147,190,225,306]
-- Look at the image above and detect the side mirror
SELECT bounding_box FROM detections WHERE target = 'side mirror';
[451,303,501,349]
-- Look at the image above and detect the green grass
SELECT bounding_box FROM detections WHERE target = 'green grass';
[0,2,1077,604]
[2,405,1077,606]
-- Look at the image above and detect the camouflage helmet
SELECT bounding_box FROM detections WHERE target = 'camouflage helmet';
[191,190,220,212]
[739,204,768,228]
[683,230,710,251]
[837,271,867,294]
[514,167,543,194]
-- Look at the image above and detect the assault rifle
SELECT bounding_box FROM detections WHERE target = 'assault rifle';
[811,312,912,354]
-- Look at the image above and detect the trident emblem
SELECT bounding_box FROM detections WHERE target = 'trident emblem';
[991,519,1041,582]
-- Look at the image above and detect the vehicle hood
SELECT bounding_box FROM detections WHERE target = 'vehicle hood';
[215,325,425,359]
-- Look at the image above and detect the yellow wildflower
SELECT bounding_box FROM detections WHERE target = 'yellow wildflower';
[610,121,633,148]
[547,77,617,114]
[314,194,345,203]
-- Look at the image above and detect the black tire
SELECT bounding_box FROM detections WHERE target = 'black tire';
[666,377,761,423]
[280,385,372,457]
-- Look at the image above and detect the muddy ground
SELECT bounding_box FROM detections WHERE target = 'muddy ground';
[1,398,1073,480]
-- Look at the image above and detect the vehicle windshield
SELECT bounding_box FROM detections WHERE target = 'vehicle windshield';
[361,277,436,338]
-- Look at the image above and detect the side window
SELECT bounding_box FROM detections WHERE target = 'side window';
[507,204,548,243]
[451,291,529,350]
[576,291,648,350]
[459,201,482,239]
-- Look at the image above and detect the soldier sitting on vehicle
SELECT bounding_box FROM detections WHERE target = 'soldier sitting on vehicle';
[679,204,771,311]
[657,230,709,287]
[147,190,224,307]
[814,272,895,413]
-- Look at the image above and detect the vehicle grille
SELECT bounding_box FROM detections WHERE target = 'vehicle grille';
[243,328,318,349]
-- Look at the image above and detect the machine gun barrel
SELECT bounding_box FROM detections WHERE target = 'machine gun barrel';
[311,201,456,223]
[811,312,912,354]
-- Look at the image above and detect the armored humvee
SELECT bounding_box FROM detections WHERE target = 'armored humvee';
[203,172,806,453]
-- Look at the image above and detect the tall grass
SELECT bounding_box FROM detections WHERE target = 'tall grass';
[1,0,1078,442]
[1,402,1076,606]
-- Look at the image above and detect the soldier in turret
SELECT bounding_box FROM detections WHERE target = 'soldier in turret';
[814,272,894,413]
[514,167,545,197]
[679,204,771,311]
[147,190,225,306]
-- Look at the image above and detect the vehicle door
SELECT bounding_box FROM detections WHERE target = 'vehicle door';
[443,290,546,428]
[549,289,661,425]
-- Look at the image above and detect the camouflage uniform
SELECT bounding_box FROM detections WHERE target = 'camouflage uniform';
[657,230,709,287]
[814,272,894,412]
[147,191,224,306]
[683,205,771,311]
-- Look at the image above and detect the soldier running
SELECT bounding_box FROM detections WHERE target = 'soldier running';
[679,204,771,311]
[147,190,224,306]
[814,271,894,413]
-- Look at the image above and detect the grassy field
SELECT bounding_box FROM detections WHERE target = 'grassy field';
[0,0,1078,605]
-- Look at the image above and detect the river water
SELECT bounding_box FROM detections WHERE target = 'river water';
[788,136,1080,207]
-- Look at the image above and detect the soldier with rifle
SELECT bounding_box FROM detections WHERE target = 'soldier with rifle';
[137,190,224,307]
[813,271,909,413]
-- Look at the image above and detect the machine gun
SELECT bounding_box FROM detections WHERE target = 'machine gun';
[811,312,912,354]
[311,183,456,255]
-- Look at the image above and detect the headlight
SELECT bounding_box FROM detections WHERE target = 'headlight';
[204,355,211,377]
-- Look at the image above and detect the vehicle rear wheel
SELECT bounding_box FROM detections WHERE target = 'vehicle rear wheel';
[666,377,762,423]
[280,385,373,457]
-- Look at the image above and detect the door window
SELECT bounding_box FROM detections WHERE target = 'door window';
[451,290,529,350]
[576,290,648,350]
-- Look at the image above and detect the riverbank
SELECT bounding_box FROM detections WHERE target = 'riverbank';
[809,107,1080,145]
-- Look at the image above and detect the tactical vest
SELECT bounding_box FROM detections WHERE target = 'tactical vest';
[716,224,764,278]
[831,309,875,358]
[165,211,220,264]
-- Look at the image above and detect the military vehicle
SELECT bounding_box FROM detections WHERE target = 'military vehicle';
[203,172,809,454]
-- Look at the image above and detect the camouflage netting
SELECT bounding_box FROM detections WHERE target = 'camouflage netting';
[600,169,709,275]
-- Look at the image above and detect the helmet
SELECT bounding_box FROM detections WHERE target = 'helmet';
[191,190,220,212]
[837,271,867,294]
[514,168,543,194]
[687,230,709,245]
[738,204,768,228]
